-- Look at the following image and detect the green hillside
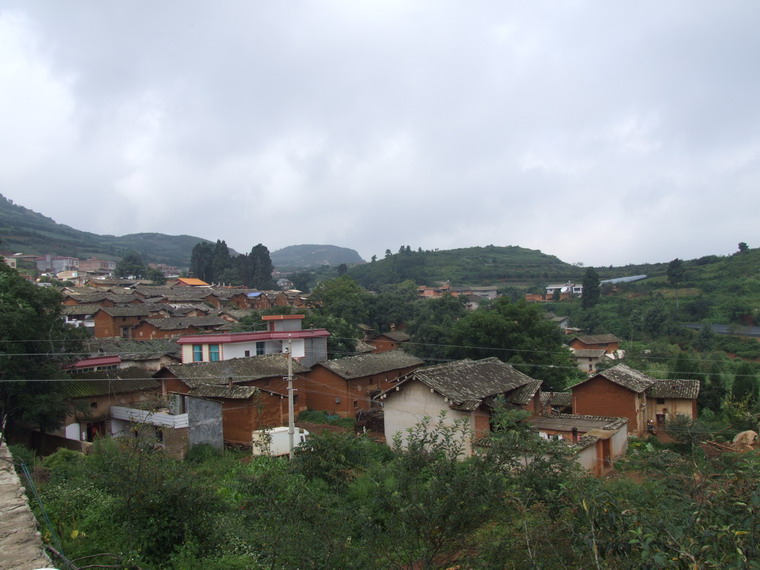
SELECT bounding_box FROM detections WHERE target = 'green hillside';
[271,244,365,269]
[0,194,211,267]
[348,245,585,289]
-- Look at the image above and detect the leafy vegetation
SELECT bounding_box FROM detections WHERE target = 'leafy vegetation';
[348,244,585,289]
[0,261,86,435]
[19,409,760,569]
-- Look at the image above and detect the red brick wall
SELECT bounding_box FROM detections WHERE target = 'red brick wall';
[93,312,143,338]
[572,376,641,433]
[303,365,420,418]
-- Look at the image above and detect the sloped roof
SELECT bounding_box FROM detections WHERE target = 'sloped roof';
[177,278,210,286]
[572,363,655,393]
[141,316,228,331]
[86,338,181,360]
[527,413,627,433]
[65,367,160,398]
[317,350,424,379]
[97,305,163,318]
[647,379,700,400]
[374,331,411,342]
[161,354,309,388]
[189,384,260,400]
[503,379,543,406]
[385,358,538,410]
[572,349,607,358]
[541,391,573,408]
[62,303,102,316]
[571,334,620,345]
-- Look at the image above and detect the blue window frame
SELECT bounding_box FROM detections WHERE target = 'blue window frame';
[209,344,220,362]
[193,344,203,362]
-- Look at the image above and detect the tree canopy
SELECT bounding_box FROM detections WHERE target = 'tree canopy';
[447,298,581,390]
[0,262,85,434]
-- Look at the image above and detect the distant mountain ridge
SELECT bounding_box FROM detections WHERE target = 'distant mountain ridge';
[0,193,211,267]
[270,244,365,269]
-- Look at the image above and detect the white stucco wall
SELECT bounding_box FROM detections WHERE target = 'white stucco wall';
[382,380,474,456]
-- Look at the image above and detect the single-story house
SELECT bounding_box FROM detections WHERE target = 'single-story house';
[307,350,425,417]
[525,414,628,477]
[378,358,543,456]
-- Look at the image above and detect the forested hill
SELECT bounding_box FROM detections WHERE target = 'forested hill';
[0,193,211,267]
[348,245,583,289]
[271,244,365,269]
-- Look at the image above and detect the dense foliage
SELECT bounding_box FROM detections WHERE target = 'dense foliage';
[0,262,85,434]
[18,411,760,569]
[189,240,276,288]
[348,244,584,289]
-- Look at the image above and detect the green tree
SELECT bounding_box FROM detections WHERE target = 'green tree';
[667,258,685,286]
[448,298,580,390]
[145,266,166,285]
[308,275,371,325]
[114,250,147,278]
[732,361,759,406]
[738,241,749,254]
[581,268,600,309]
[190,242,214,282]
[0,263,85,435]
[367,280,419,332]
[406,294,468,361]
[247,243,276,289]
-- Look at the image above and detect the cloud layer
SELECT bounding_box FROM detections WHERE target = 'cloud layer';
[2,1,759,266]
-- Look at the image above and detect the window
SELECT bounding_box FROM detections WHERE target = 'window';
[193,344,203,362]
[256,341,265,355]
[209,344,220,362]
[244,350,250,357]
[656,398,665,405]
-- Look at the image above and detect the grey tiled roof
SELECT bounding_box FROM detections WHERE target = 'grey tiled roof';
[375,331,411,342]
[141,316,228,331]
[189,385,260,399]
[65,367,160,398]
[571,334,620,345]
[62,303,102,316]
[318,350,424,379]
[647,379,700,399]
[540,391,573,407]
[86,338,181,359]
[389,358,539,409]
[161,354,309,388]
[572,349,607,358]
[601,364,656,392]
[504,379,543,406]
[527,413,627,432]
[98,306,162,317]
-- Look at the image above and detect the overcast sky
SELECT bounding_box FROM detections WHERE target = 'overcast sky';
[2,2,759,267]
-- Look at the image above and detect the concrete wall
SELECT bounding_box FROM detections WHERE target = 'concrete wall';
[187,396,224,450]
[382,380,474,456]
[646,397,697,425]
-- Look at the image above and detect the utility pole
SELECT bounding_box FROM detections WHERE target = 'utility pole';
[287,336,295,460]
